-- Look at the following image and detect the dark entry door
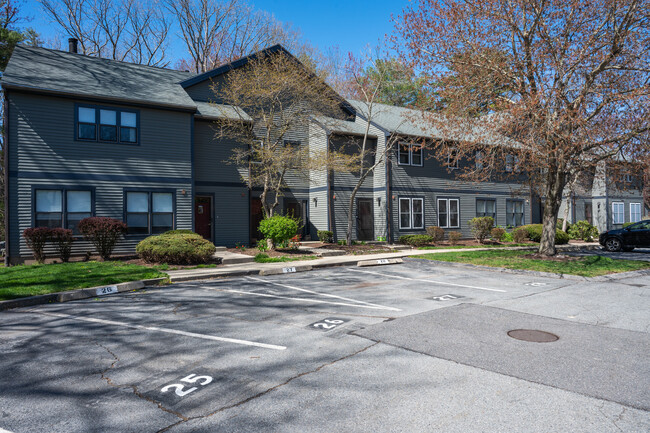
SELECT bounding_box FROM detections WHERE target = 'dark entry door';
[285,200,307,238]
[357,198,374,241]
[195,196,212,240]
[585,203,593,225]
[250,197,264,244]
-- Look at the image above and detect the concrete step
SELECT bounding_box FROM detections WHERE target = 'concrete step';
[213,250,255,265]
[214,246,228,252]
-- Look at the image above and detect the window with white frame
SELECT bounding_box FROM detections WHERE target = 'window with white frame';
[35,189,92,233]
[76,105,139,144]
[612,202,625,224]
[126,191,174,235]
[475,151,483,169]
[437,198,459,228]
[505,154,519,172]
[398,142,422,166]
[399,197,424,229]
[506,199,524,227]
[447,148,459,169]
[630,202,641,223]
[476,198,496,220]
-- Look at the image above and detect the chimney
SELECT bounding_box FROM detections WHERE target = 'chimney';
[68,38,78,54]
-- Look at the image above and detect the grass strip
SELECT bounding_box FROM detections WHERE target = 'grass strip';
[254,254,318,263]
[417,243,534,250]
[413,250,650,277]
[0,261,168,301]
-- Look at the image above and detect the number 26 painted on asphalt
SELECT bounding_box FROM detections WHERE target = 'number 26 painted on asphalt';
[313,319,345,329]
[161,374,213,397]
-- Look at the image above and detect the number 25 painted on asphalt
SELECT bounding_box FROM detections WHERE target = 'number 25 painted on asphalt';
[313,319,345,329]
[161,374,213,397]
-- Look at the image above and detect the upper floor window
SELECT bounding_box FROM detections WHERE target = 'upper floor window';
[506,199,524,227]
[612,202,624,224]
[398,142,422,166]
[630,203,641,223]
[476,198,496,220]
[35,188,92,234]
[126,191,174,235]
[505,154,519,172]
[447,148,459,169]
[437,198,459,228]
[475,151,483,170]
[76,105,139,144]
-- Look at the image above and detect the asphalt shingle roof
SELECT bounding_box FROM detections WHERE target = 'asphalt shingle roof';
[1,46,197,110]
[195,101,251,122]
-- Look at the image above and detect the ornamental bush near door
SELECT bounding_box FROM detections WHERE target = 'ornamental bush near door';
[22,227,52,263]
[425,226,445,242]
[519,224,569,245]
[78,217,128,261]
[258,216,298,249]
[468,217,494,243]
[136,231,216,264]
[398,234,434,246]
[50,228,74,262]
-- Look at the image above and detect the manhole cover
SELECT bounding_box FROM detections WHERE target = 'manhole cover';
[507,329,559,343]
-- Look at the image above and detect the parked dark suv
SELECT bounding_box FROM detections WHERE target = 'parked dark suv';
[599,220,650,252]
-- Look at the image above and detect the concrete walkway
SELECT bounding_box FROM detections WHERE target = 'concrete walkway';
[167,242,600,282]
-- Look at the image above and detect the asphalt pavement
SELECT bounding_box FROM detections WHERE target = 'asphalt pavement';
[0,259,648,432]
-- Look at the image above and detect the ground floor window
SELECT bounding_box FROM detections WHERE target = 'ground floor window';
[126,191,174,235]
[612,202,625,224]
[437,198,459,228]
[399,197,424,229]
[630,203,641,223]
[476,198,496,221]
[506,200,524,227]
[34,188,92,233]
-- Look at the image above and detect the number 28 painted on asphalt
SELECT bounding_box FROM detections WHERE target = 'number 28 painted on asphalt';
[161,374,213,397]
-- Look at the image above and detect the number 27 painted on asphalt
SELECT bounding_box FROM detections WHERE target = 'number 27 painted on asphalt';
[161,374,213,397]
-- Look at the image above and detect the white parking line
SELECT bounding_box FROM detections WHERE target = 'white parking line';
[245,276,401,311]
[29,310,287,351]
[347,268,507,293]
[216,288,400,311]
[0,428,15,433]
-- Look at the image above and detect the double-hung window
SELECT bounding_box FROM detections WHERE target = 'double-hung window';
[612,202,625,224]
[126,191,174,235]
[447,148,459,169]
[630,203,641,223]
[398,142,422,166]
[506,200,524,227]
[476,198,496,221]
[76,105,139,144]
[399,198,424,229]
[437,198,459,228]
[475,151,483,170]
[35,189,92,233]
[505,154,520,172]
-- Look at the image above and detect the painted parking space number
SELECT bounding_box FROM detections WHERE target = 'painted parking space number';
[308,318,350,331]
[282,267,296,273]
[96,285,118,296]
[161,374,213,398]
[431,294,464,301]
[525,282,548,287]
[376,259,390,264]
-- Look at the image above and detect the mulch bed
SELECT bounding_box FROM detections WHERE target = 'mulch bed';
[521,254,582,262]
[227,247,312,258]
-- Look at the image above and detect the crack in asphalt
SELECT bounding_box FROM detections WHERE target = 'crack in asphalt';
[95,342,188,422]
[155,342,379,432]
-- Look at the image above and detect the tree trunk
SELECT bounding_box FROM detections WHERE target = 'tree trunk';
[538,169,565,256]
[346,184,361,246]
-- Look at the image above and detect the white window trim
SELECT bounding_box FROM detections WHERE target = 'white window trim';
[612,202,625,224]
[397,142,423,167]
[437,198,460,228]
[399,197,424,230]
[410,144,423,167]
[630,202,641,223]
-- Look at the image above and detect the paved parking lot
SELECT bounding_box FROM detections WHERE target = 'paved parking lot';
[0,259,649,432]
[568,247,650,261]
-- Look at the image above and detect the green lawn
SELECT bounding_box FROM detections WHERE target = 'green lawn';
[254,254,319,263]
[0,261,168,301]
[413,250,650,277]
[417,243,535,250]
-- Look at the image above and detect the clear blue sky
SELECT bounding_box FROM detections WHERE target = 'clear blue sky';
[21,0,410,60]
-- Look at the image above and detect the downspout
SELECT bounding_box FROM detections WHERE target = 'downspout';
[385,132,392,243]
[3,89,9,266]
[190,114,195,233]
[326,132,333,235]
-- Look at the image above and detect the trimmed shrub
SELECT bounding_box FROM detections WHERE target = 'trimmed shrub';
[568,220,599,242]
[491,227,506,242]
[136,232,216,264]
[622,222,633,228]
[51,228,74,262]
[512,227,529,243]
[23,227,52,263]
[556,218,565,230]
[258,216,298,248]
[398,234,433,247]
[426,226,445,242]
[317,230,334,243]
[160,229,198,236]
[501,231,514,242]
[448,231,462,245]
[469,217,494,243]
[78,217,127,261]
[520,224,570,245]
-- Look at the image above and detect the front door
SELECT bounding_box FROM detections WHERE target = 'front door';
[250,197,264,244]
[585,203,593,225]
[195,196,212,240]
[285,200,307,238]
[357,198,374,241]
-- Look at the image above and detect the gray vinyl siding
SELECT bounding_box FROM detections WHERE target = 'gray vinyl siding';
[307,123,329,238]
[7,91,192,262]
[184,76,224,102]
[194,119,249,246]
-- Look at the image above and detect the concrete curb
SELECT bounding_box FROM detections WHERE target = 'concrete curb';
[0,277,167,311]
[357,258,403,267]
[259,265,313,276]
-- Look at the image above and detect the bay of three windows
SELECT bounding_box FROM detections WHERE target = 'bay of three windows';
[77,105,138,144]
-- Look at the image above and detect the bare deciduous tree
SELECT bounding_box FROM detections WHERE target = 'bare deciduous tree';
[395,0,650,255]
[40,0,170,66]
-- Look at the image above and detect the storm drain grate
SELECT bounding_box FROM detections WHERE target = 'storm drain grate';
[507,329,559,343]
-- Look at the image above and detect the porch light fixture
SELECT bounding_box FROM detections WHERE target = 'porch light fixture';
[313,197,318,207]
[181,189,186,196]
[377,197,381,206]
[333,194,336,200]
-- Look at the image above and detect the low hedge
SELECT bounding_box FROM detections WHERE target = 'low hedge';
[136,232,216,264]
[317,230,334,243]
[520,224,569,245]
[398,234,434,246]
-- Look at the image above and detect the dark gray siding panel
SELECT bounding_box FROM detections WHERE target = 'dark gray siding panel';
[8,91,192,261]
